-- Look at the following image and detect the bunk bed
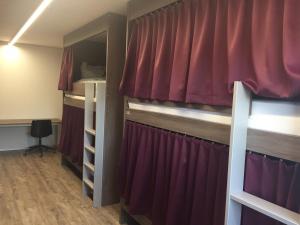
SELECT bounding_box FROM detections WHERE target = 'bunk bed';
[58,13,126,206]
[119,0,300,225]
[120,89,300,225]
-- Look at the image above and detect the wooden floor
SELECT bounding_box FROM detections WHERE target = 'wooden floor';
[0,151,120,225]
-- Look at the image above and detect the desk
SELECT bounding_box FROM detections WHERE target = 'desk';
[0,119,61,151]
[0,119,61,127]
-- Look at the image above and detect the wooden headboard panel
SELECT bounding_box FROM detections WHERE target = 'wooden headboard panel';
[64,81,85,97]
[63,80,96,111]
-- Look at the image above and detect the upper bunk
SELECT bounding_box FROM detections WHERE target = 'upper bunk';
[62,13,126,96]
[71,32,107,83]
[62,13,126,108]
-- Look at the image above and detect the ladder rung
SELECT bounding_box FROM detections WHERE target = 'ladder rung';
[231,192,300,225]
[85,128,96,136]
[83,178,94,190]
[85,145,95,154]
[84,162,95,173]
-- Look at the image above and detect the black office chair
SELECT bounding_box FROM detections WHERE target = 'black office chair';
[24,120,53,157]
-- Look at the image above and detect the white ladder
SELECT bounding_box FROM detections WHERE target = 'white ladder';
[225,82,300,225]
[83,81,106,208]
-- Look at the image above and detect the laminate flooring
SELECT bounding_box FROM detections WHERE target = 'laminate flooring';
[0,151,120,225]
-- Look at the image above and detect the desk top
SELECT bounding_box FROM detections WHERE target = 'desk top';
[0,119,61,126]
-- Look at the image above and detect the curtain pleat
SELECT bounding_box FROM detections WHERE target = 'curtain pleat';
[58,104,84,166]
[169,1,194,102]
[58,47,74,91]
[120,0,300,106]
[152,6,178,100]
[134,15,155,98]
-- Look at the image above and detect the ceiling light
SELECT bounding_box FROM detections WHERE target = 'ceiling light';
[9,0,53,46]
[2,45,20,61]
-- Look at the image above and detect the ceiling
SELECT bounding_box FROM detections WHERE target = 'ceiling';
[0,0,128,48]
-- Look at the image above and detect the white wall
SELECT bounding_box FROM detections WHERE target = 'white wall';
[0,42,63,119]
[0,42,63,151]
[0,126,59,151]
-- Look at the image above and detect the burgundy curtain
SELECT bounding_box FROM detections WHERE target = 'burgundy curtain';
[120,121,229,225]
[58,47,74,91]
[120,0,300,106]
[120,121,300,225]
[242,153,300,225]
[58,104,84,166]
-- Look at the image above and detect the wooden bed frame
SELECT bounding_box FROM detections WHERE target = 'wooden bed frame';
[125,105,300,163]
[62,13,126,207]
[120,85,300,225]
[120,0,300,224]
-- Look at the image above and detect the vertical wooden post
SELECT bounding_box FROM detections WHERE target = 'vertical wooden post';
[93,81,106,207]
[225,82,251,225]
[83,83,95,196]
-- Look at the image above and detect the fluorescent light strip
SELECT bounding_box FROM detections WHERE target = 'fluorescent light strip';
[9,0,53,46]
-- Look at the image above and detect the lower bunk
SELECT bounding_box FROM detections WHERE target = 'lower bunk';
[59,104,85,178]
[120,121,300,225]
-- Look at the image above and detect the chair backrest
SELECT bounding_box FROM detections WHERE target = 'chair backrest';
[31,120,53,138]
